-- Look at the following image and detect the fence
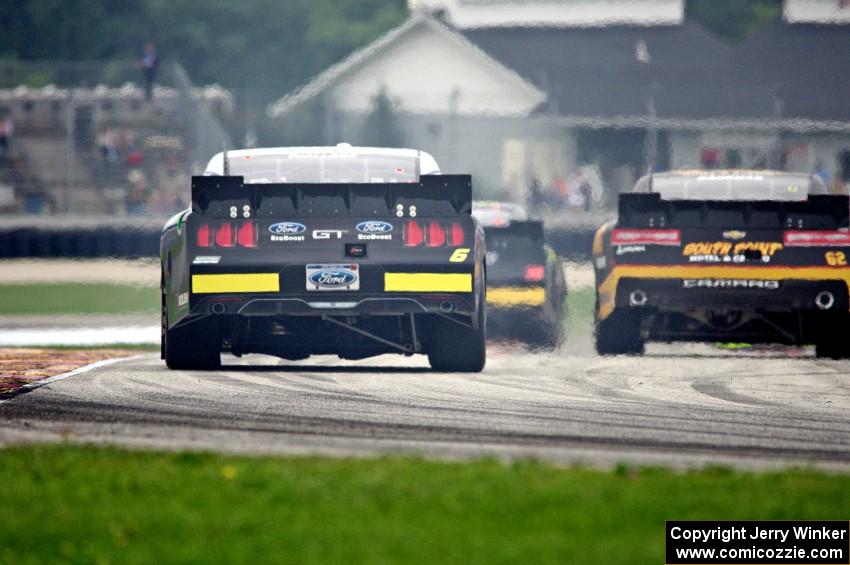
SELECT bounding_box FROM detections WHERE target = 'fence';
[0,60,233,216]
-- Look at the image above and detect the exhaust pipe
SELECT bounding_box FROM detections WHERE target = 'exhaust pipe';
[629,289,648,307]
[211,303,226,314]
[440,301,455,313]
[815,291,835,311]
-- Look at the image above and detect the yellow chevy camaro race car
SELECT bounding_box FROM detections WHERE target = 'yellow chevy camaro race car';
[593,170,850,358]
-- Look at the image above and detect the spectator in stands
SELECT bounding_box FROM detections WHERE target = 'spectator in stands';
[139,42,159,102]
[528,176,543,214]
[814,160,832,185]
[97,127,118,161]
[126,169,150,215]
[0,109,13,158]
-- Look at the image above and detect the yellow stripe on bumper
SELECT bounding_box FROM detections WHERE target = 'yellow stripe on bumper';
[192,273,279,294]
[384,273,472,293]
[487,286,546,307]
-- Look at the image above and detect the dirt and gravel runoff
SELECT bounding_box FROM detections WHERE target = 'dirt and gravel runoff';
[2,340,849,470]
[0,349,140,395]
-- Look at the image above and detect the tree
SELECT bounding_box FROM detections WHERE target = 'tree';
[687,0,783,42]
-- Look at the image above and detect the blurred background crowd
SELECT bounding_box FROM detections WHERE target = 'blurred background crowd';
[1,0,848,224]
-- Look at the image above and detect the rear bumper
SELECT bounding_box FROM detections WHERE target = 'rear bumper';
[614,277,848,313]
[187,292,475,318]
[186,264,477,318]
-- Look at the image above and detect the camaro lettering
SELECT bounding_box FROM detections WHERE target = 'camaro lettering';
[682,279,780,289]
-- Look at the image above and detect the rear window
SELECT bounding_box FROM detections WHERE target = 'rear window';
[640,173,826,201]
[226,153,418,184]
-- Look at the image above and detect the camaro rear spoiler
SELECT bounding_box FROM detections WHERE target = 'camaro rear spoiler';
[191,174,472,219]
[618,193,850,230]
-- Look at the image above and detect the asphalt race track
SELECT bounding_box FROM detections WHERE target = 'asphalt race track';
[2,339,850,470]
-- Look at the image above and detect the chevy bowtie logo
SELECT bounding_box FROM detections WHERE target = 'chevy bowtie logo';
[723,230,747,240]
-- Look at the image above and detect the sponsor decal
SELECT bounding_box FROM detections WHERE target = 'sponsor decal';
[616,245,646,255]
[356,221,393,241]
[192,255,221,265]
[269,222,306,242]
[722,230,746,240]
[313,229,348,240]
[683,241,783,264]
[177,292,189,306]
[306,264,360,291]
[682,279,780,290]
[784,230,850,247]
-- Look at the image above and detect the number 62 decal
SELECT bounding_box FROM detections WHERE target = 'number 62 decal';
[825,250,847,267]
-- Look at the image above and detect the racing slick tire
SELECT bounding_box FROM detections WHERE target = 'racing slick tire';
[815,316,850,359]
[594,311,644,356]
[162,291,221,371]
[428,277,486,372]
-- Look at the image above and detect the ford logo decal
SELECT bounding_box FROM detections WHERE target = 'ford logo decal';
[356,221,393,234]
[269,222,306,235]
[309,269,357,288]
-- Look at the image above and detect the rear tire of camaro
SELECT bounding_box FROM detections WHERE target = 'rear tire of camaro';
[595,311,644,356]
[428,274,486,372]
[815,324,850,359]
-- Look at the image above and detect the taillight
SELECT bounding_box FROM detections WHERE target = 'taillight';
[524,264,545,282]
[405,220,464,247]
[427,221,446,247]
[215,223,234,247]
[610,229,681,246]
[449,222,465,246]
[404,220,425,247]
[236,221,257,248]
[196,223,213,247]
[784,230,850,247]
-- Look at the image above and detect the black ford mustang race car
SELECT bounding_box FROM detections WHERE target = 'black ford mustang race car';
[473,202,566,348]
[593,170,850,358]
[161,146,486,371]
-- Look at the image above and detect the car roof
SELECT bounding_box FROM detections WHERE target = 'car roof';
[633,169,827,196]
[472,201,529,227]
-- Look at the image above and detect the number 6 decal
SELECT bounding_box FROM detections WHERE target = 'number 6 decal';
[449,248,470,262]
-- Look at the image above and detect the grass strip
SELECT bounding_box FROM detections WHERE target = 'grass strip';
[1,445,848,564]
[566,286,595,335]
[0,283,159,314]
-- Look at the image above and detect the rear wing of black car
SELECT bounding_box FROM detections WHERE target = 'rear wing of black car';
[488,220,544,243]
[618,193,850,230]
[191,174,472,219]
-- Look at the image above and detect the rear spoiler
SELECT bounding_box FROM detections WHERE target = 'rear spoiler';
[191,174,472,219]
[486,220,544,243]
[618,193,850,230]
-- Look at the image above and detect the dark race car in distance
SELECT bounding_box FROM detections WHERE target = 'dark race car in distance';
[473,201,566,348]
[593,169,850,358]
[160,146,487,372]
